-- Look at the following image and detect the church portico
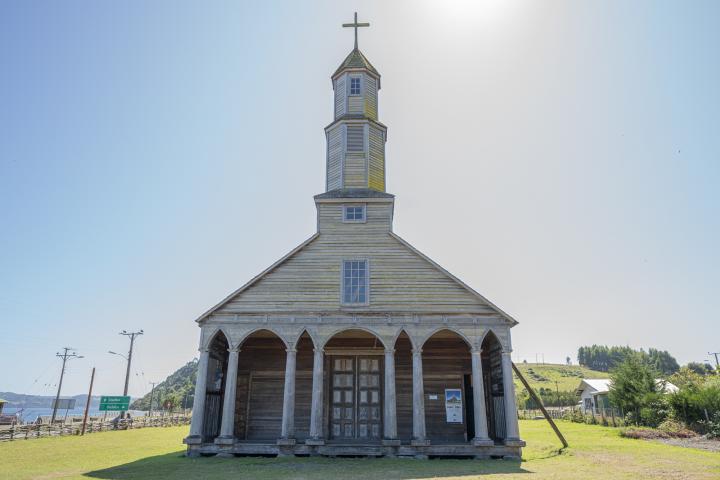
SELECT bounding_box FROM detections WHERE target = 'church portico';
[185,12,524,459]
[185,320,523,458]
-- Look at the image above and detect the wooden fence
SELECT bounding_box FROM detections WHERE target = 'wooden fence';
[0,414,191,442]
[518,406,625,427]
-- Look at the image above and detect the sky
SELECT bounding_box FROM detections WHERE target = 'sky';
[1,0,718,399]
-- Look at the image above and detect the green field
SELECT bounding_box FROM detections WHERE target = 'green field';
[513,363,609,393]
[2,420,718,480]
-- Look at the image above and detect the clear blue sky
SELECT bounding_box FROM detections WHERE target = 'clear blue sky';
[1,1,718,398]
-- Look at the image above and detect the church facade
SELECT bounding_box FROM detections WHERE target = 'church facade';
[185,18,524,459]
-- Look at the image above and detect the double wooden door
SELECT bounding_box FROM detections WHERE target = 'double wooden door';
[330,356,382,440]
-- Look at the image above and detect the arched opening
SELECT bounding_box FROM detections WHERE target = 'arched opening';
[393,330,414,442]
[202,330,229,442]
[421,329,472,444]
[293,330,315,441]
[481,330,505,443]
[234,329,287,441]
[324,329,385,441]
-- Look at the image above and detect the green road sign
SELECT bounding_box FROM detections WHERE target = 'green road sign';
[99,395,131,411]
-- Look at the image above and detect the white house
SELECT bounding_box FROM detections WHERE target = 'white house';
[576,378,679,414]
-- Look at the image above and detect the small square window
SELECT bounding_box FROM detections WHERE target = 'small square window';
[343,205,366,222]
[342,259,369,305]
[350,77,361,95]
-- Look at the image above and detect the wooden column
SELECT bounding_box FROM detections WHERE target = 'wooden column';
[279,347,297,441]
[383,348,398,441]
[188,348,210,438]
[411,348,428,444]
[471,348,493,445]
[218,348,240,440]
[307,348,325,443]
[501,351,520,440]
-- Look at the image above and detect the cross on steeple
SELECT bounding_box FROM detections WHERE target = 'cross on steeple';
[342,12,370,50]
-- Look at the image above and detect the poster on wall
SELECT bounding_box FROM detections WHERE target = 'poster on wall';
[445,389,463,423]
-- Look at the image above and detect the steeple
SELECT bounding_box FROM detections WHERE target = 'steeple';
[324,13,387,194]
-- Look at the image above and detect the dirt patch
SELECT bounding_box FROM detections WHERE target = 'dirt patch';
[621,427,695,440]
[652,436,720,453]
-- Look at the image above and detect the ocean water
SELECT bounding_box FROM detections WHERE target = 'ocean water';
[3,407,147,423]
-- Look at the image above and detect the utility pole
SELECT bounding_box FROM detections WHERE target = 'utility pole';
[81,367,96,435]
[148,382,158,418]
[709,352,720,372]
[112,330,143,418]
[50,348,83,424]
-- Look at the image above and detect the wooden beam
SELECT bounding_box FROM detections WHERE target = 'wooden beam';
[511,362,568,449]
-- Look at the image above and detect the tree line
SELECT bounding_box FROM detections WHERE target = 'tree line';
[577,345,680,375]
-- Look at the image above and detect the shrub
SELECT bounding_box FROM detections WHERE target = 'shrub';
[639,393,670,428]
[609,354,659,425]
[698,411,720,438]
[668,376,720,430]
[657,419,695,438]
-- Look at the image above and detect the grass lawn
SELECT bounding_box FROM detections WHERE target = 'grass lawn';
[513,363,609,394]
[2,420,718,480]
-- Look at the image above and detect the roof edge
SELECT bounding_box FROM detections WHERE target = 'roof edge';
[389,232,519,326]
[194,233,320,323]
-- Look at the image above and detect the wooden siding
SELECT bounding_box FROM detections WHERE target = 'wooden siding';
[334,76,346,118]
[368,126,385,191]
[234,337,286,441]
[365,76,378,120]
[343,152,367,188]
[422,336,471,443]
[215,209,493,314]
[348,95,363,115]
[228,333,487,444]
[326,125,343,190]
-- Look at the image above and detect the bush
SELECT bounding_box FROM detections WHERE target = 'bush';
[698,411,720,438]
[609,354,659,425]
[657,419,695,438]
[639,393,670,428]
[668,376,720,429]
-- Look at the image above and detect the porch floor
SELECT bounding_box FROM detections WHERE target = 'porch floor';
[188,439,524,459]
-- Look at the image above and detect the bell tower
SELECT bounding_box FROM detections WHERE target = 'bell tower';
[325,13,387,193]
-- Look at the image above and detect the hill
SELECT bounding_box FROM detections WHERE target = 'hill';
[513,363,609,394]
[512,363,610,408]
[130,360,198,410]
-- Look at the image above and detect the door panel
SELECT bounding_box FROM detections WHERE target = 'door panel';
[357,357,382,439]
[331,357,355,439]
[330,355,383,440]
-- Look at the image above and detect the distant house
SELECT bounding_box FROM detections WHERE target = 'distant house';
[0,398,15,426]
[576,379,678,414]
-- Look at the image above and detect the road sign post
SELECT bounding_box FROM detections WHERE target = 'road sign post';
[99,396,131,412]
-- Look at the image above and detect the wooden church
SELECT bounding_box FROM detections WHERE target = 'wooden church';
[185,14,525,459]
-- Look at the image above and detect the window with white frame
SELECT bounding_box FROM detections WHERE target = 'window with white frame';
[343,204,366,222]
[350,76,361,95]
[342,259,368,305]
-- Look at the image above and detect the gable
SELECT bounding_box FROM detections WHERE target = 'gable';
[199,232,516,322]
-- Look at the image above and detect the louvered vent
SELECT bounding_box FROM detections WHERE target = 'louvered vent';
[346,126,364,152]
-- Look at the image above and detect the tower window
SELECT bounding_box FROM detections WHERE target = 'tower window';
[342,259,369,305]
[346,126,364,152]
[350,77,361,95]
[343,205,366,222]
